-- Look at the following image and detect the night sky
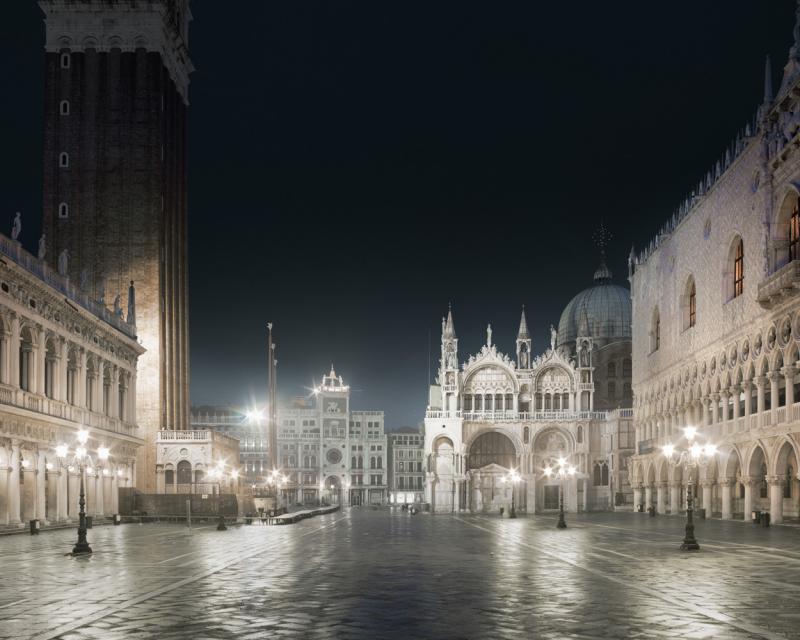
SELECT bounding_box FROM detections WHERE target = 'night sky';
[1,1,796,428]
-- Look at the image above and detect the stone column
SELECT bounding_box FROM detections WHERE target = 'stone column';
[0,446,8,525]
[742,476,755,519]
[700,480,713,514]
[156,465,165,494]
[644,484,653,510]
[755,376,766,416]
[720,478,733,520]
[742,381,752,418]
[33,328,46,396]
[8,441,22,524]
[700,396,709,427]
[670,483,681,515]
[109,366,119,418]
[76,349,87,409]
[8,314,20,388]
[783,365,796,413]
[68,470,79,519]
[57,465,69,522]
[35,450,46,522]
[110,469,119,514]
[57,338,68,402]
[95,469,104,517]
[656,482,666,514]
[768,371,780,419]
[731,387,740,421]
[21,454,36,523]
[768,476,785,524]
[633,484,642,510]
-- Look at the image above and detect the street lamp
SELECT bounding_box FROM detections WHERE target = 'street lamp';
[345,479,351,507]
[544,456,576,529]
[662,426,717,551]
[55,429,109,555]
[500,468,521,518]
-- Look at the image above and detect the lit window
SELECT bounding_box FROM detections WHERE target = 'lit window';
[791,202,800,262]
[59,152,69,168]
[58,202,69,219]
[59,100,70,116]
[733,239,744,298]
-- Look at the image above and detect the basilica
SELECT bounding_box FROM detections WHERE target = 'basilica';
[424,261,634,514]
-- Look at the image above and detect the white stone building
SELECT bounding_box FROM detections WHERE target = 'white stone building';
[388,427,425,505]
[0,233,144,527]
[424,291,634,514]
[629,9,800,524]
[277,368,388,506]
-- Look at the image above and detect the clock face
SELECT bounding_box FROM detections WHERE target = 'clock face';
[326,399,344,414]
[326,449,342,464]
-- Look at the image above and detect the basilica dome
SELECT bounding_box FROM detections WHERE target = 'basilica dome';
[556,261,631,347]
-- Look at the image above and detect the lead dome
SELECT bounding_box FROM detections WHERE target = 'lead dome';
[556,261,631,348]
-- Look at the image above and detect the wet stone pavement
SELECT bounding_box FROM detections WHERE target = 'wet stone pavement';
[0,510,799,639]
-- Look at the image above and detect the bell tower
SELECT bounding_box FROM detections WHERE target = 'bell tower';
[516,306,531,369]
[440,305,459,413]
[39,1,194,491]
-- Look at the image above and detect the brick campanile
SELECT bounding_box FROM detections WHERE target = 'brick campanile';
[39,1,193,492]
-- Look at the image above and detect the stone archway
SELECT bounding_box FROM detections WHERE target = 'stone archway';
[466,431,517,514]
[532,428,577,513]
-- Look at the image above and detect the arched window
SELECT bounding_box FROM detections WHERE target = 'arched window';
[176,460,192,484]
[733,238,744,298]
[688,280,696,327]
[523,426,529,444]
[608,381,616,399]
[601,463,609,485]
[377,456,382,469]
[351,456,356,468]
[58,202,69,219]
[607,362,616,378]
[577,426,583,443]
[593,463,602,486]
[59,100,70,115]
[651,308,660,352]
[60,52,71,69]
[59,152,69,168]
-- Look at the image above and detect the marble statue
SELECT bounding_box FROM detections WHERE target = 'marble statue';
[11,212,21,242]
[550,325,557,351]
[38,234,46,260]
[57,248,69,276]
[79,269,88,291]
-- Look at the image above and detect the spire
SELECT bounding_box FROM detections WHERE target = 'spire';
[517,305,530,339]
[780,1,800,95]
[764,54,774,105]
[443,303,456,338]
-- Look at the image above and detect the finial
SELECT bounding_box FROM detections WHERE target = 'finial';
[517,306,530,339]
[764,54,773,104]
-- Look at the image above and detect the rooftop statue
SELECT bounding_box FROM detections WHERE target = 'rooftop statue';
[38,234,46,260]
[11,212,21,242]
[57,248,69,276]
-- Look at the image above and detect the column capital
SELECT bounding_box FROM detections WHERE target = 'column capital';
[717,476,735,487]
[767,370,781,382]
[741,380,752,392]
[767,475,787,486]
[739,475,758,487]
[754,375,767,388]
[782,364,797,376]
[699,479,715,488]
[728,386,739,396]
[656,481,669,489]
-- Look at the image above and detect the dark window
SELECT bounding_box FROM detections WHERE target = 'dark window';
[177,460,192,484]
[760,463,768,499]
[734,239,744,298]
[577,426,583,443]
[523,426,529,444]
[786,465,794,499]
[467,432,516,470]
[607,362,616,378]
[791,202,800,261]
[601,463,609,486]
[688,281,696,327]
[593,464,602,486]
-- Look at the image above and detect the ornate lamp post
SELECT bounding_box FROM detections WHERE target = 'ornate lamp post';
[544,457,576,529]
[500,468,521,518]
[55,429,109,555]
[662,426,717,551]
[345,479,352,507]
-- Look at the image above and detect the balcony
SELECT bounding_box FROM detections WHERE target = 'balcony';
[0,384,137,437]
[757,260,800,308]
[425,409,609,422]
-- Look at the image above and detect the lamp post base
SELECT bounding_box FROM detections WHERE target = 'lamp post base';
[72,535,92,555]
[556,512,567,529]
[509,508,517,519]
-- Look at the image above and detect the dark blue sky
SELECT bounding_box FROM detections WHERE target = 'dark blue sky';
[1,1,796,427]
